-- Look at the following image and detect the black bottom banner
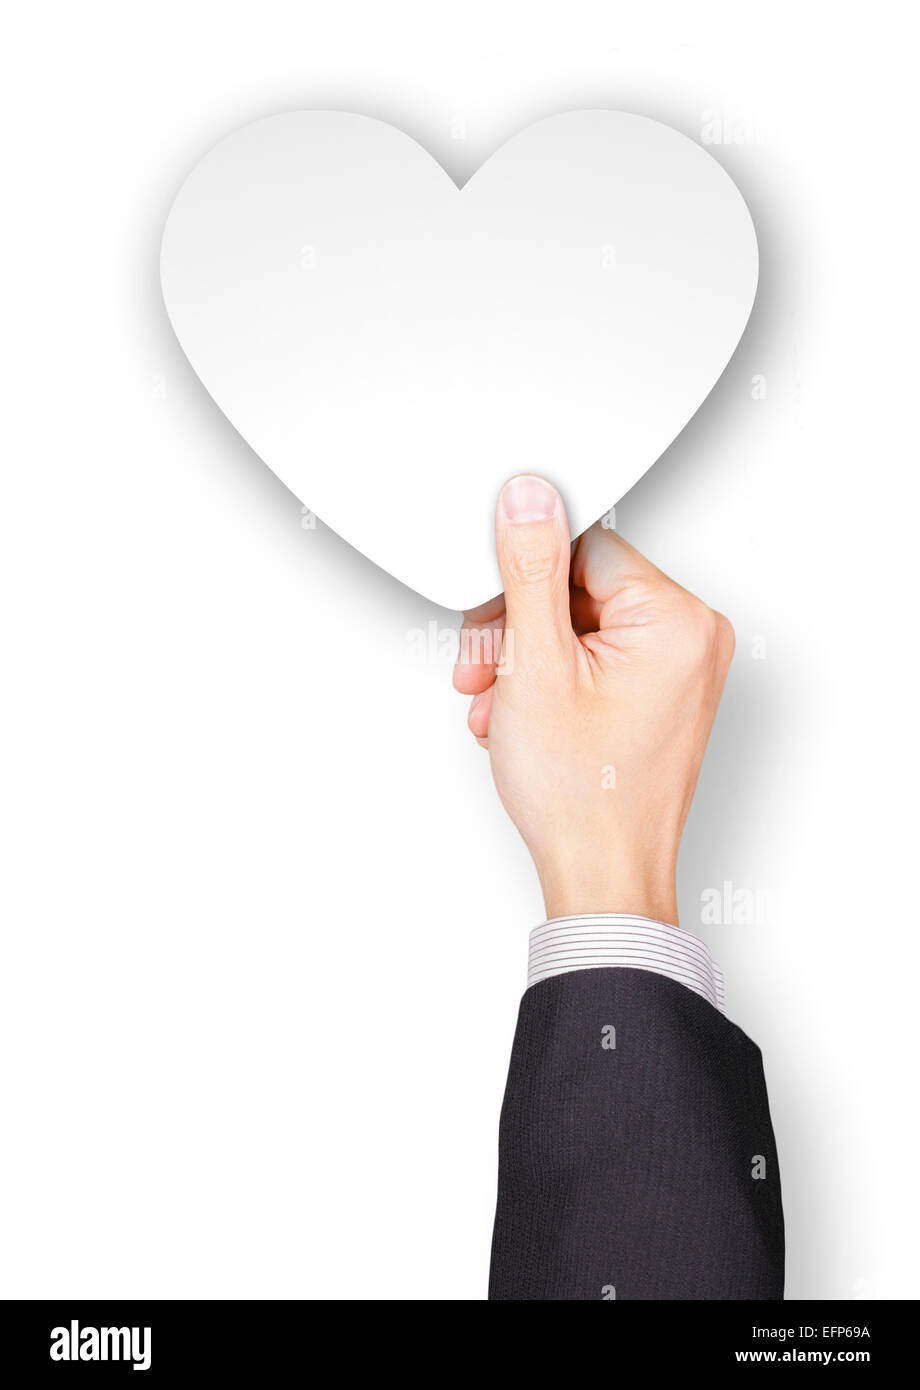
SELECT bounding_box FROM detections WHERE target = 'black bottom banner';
[0,1299,908,1378]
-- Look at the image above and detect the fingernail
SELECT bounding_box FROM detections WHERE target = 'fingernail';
[500,475,559,524]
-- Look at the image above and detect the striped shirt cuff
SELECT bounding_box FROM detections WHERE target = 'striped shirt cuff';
[527,914,725,1014]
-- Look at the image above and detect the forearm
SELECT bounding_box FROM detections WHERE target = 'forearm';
[489,958,784,1301]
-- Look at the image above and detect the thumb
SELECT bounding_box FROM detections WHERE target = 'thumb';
[495,475,572,673]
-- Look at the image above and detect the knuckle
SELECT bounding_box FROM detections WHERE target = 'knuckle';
[714,611,736,664]
[508,545,559,586]
[677,598,723,662]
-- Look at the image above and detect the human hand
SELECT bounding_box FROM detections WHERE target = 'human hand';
[453,475,735,924]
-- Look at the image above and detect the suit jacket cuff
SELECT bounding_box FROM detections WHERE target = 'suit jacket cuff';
[528,914,725,1014]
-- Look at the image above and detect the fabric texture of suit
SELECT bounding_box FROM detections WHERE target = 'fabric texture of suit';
[489,967,784,1300]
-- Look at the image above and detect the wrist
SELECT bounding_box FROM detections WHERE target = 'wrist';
[537,850,679,925]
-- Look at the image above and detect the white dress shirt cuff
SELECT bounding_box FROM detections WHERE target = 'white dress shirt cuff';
[528,914,725,1014]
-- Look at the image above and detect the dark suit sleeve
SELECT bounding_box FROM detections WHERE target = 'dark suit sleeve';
[489,967,784,1300]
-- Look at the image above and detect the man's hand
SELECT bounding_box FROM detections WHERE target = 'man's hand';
[453,474,735,924]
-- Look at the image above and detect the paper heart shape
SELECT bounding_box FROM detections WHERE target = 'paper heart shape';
[161,110,757,610]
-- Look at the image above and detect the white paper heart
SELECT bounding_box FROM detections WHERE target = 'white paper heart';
[161,110,757,610]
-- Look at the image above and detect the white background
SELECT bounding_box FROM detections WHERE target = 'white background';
[2,2,916,1300]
